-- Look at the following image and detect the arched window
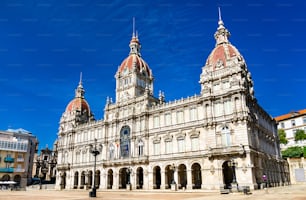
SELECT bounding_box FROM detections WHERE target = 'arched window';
[120,126,131,158]
[138,140,144,156]
[221,126,231,146]
[109,144,115,160]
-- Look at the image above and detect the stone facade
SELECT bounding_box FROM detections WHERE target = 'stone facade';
[32,147,57,183]
[54,15,289,191]
[287,157,306,184]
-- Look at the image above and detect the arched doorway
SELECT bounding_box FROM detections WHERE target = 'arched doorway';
[153,166,161,189]
[191,163,202,189]
[136,167,143,189]
[74,171,79,189]
[119,168,129,189]
[107,169,113,189]
[178,164,187,189]
[13,175,21,186]
[95,170,100,188]
[165,165,174,189]
[88,171,93,189]
[1,174,10,181]
[60,172,66,189]
[222,161,233,189]
[80,171,85,189]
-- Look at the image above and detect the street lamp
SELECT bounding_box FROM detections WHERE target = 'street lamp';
[228,160,238,184]
[89,139,100,198]
[169,164,176,184]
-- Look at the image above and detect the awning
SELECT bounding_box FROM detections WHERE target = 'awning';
[0,181,17,184]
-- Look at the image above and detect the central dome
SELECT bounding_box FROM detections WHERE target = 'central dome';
[65,97,90,113]
[205,43,242,70]
[118,54,151,77]
[116,32,152,77]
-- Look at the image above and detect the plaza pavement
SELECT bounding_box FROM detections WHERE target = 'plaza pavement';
[0,184,305,200]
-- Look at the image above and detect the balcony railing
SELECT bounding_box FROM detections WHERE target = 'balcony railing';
[4,157,14,163]
[0,167,14,173]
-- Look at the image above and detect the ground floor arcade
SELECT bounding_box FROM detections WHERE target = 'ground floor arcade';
[55,154,290,191]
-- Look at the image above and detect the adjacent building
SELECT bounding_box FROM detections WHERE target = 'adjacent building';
[32,146,57,183]
[275,109,306,149]
[0,128,38,188]
[54,14,289,191]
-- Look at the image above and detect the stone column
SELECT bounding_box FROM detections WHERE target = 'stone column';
[187,169,193,190]
[113,170,119,189]
[143,169,149,190]
[160,169,165,190]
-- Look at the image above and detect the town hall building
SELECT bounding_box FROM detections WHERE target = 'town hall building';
[54,14,289,191]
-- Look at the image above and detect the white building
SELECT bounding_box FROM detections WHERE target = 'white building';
[275,109,306,149]
[54,15,289,191]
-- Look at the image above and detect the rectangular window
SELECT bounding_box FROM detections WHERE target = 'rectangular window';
[153,143,160,155]
[177,111,184,124]
[177,139,185,152]
[165,141,172,154]
[213,83,220,92]
[281,122,285,129]
[214,101,222,116]
[165,113,171,126]
[303,117,306,124]
[222,81,230,89]
[153,116,160,128]
[191,137,199,151]
[291,120,296,127]
[189,107,197,121]
[224,100,232,115]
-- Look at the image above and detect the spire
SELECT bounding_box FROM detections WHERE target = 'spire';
[132,17,136,38]
[75,72,85,98]
[129,17,141,56]
[214,7,230,46]
[79,72,83,85]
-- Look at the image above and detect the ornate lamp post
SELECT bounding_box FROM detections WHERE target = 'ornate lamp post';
[89,139,100,198]
[169,163,177,191]
[228,160,238,191]
[126,167,132,190]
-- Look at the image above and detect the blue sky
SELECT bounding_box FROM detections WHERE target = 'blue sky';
[0,0,305,150]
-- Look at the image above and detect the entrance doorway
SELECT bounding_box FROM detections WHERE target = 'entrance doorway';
[178,164,187,189]
[136,167,143,189]
[222,161,233,189]
[107,169,113,189]
[119,168,129,189]
[153,166,161,189]
[191,163,202,189]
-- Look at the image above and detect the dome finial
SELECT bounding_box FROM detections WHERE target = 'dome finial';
[79,72,83,85]
[75,73,85,98]
[129,17,141,55]
[132,17,136,38]
[214,7,230,45]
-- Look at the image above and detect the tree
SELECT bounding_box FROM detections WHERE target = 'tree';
[278,129,288,145]
[294,129,306,142]
[281,146,304,158]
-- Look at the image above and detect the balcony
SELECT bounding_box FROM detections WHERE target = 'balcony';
[14,168,25,172]
[0,167,14,173]
[103,156,149,167]
[16,158,24,162]
[4,157,14,163]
